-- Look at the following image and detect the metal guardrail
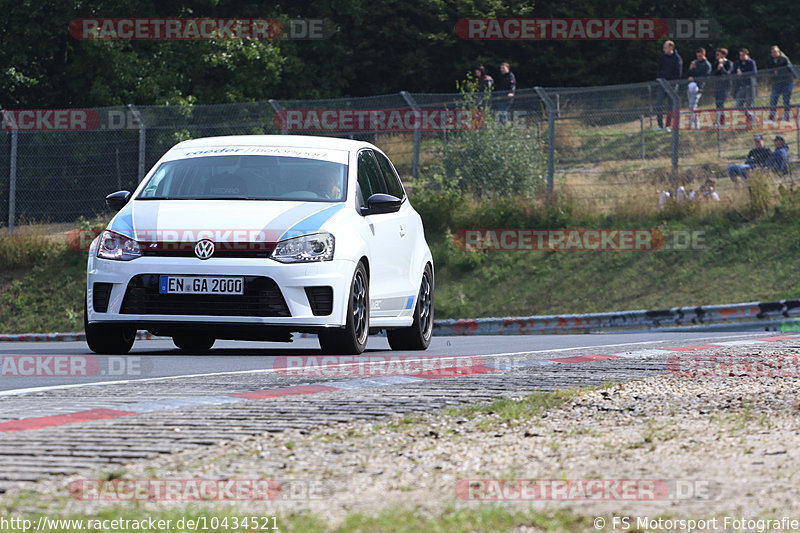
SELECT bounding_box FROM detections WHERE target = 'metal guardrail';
[432,300,800,336]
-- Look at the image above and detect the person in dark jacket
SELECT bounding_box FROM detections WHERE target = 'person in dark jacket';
[687,47,712,129]
[711,48,734,125]
[474,65,494,94]
[727,134,772,181]
[765,136,789,173]
[654,40,682,130]
[733,48,757,124]
[494,62,516,124]
[766,46,794,122]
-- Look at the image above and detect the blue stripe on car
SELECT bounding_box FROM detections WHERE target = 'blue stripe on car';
[279,204,345,241]
[262,203,328,241]
[109,206,135,239]
[131,201,160,241]
[405,296,415,309]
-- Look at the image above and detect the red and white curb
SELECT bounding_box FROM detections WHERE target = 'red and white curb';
[0,335,796,433]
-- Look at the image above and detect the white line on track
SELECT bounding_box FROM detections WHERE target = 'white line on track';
[0,332,774,397]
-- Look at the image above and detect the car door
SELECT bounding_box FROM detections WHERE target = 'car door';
[356,149,407,317]
[373,149,417,311]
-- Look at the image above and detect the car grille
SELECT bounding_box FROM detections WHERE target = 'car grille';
[305,286,334,316]
[140,242,276,258]
[120,275,290,317]
[92,283,113,313]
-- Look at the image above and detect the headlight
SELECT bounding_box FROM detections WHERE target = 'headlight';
[96,230,142,261]
[271,232,334,263]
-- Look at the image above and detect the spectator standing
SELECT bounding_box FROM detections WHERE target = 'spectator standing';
[474,65,493,93]
[711,48,734,125]
[654,40,683,131]
[494,62,516,125]
[687,47,712,129]
[727,134,772,181]
[766,46,794,123]
[733,48,757,124]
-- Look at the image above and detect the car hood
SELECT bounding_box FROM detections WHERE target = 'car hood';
[108,199,345,243]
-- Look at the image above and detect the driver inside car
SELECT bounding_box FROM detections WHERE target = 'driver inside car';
[315,168,343,200]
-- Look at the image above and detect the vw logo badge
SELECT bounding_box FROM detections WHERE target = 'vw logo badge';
[194,239,215,260]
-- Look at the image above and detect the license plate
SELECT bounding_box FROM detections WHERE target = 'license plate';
[159,276,244,295]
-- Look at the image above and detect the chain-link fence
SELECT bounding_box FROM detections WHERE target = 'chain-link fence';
[2,65,799,228]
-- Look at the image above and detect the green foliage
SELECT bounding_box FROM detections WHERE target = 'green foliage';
[746,172,774,218]
[421,84,546,198]
[408,183,465,235]
[437,121,546,197]
[3,0,800,105]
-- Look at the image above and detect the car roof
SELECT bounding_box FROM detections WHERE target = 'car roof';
[172,135,377,153]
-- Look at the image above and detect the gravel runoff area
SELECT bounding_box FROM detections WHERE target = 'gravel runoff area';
[6,339,800,530]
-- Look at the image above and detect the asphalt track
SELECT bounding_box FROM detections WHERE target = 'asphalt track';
[0,330,777,392]
[1,330,796,492]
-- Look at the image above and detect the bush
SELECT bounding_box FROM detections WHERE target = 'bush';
[420,86,546,198]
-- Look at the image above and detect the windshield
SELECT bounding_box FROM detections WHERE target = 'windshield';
[137,155,347,202]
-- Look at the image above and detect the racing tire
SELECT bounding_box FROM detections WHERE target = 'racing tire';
[84,300,136,355]
[387,264,433,351]
[318,262,369,355]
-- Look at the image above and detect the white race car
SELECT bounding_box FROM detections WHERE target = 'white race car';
[85,135,433,355]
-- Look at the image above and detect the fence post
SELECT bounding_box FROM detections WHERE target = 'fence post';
[127,105,146,182]
[656,78,680,190]
[400,91,420,181]
[8,130,17,232]
[640,115,645,160]
[789,66,800,160]
[268,99,287,135]
[534,87,555,194]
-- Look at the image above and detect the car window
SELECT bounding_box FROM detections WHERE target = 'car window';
[374,151,406,200]
[136,155,347,202]
[357,150,388,204]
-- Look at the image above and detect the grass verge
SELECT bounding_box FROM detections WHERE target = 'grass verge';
[0,499,591,533]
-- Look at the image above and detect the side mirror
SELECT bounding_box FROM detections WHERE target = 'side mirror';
[360,193,402,216]
[105,190,131,211]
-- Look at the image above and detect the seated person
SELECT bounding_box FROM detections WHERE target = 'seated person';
[727,135,772,181]
[313,167,343,200]
[657,185,690,209]
[765,135,789,174]
[689,179,720,201]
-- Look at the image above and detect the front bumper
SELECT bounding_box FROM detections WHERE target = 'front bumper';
[86,254,356,329]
